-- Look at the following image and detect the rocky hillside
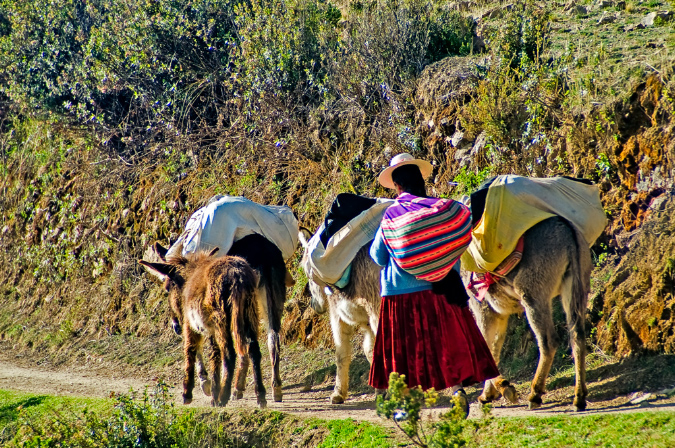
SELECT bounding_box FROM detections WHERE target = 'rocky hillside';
[0,0,674,367]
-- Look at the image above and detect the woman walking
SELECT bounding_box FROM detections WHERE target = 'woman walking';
[369,153,499,415]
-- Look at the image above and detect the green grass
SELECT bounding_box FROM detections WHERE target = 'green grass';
[315,418,396,448]
[0,389,111,445]
[4,387,675,448]
[473,413,675,447]
[0,388,398,448]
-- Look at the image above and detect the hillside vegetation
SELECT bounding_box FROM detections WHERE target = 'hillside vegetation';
[0,0,674,374]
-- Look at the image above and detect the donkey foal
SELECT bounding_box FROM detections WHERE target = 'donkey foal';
[140,249,267,408]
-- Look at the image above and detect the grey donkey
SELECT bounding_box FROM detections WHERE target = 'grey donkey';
[299,229,382,404]
[464,216,592,411]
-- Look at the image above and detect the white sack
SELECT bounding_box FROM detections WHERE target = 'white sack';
[305,199,394,285]
[167,195,299,261]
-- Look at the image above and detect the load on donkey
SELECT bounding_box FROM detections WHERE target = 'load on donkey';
[142,195,299,405]
[302,175,606,413]
[461,175,607,411]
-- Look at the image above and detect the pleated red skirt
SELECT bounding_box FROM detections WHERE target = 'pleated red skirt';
[368,290,499,391]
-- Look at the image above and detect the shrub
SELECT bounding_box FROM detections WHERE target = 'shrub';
[376,372,484,448]
[16,382,216,447]
[0,0,237,141]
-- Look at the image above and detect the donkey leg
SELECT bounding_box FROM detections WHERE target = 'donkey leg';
[249,338,267,408]
[362,323,376,365]
[522,296,559,409]
[196,349,212,397]
[213,328,236,407]
[331,315,354,404]
[208,336,223,407]
[570,332,587,411]
[182,330,203,405]
[561,275,588,411]
[257,284,284,402]
[267,331,283,402]
[233,354,249,400]
[470,300,516,404]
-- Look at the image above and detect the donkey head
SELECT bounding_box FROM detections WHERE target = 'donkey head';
[139,246,220,335]
[297,227,328,314]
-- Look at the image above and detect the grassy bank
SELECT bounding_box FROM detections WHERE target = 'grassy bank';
[2,387,675,447]
[0,0,675,410]
[0,386,396,448]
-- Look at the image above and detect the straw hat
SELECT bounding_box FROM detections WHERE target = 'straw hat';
[378,152,432,189]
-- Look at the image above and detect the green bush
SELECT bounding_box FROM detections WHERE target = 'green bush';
[376,372,483,448]
[0,0,236,139]
[427,8,475,61]
[16,382,217,447]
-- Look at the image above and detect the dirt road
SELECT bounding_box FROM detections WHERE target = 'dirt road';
[2,355,675,421]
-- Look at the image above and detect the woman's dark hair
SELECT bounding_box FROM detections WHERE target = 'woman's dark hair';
[391,164,428,197]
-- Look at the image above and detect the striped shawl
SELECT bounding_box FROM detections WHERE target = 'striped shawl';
[381,193,472,282]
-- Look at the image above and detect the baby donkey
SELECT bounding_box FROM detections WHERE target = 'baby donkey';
[140,249,267,408]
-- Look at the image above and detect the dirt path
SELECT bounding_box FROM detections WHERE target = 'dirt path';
[2,356,675,421]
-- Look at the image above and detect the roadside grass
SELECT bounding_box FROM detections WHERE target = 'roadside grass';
[314,418,397,448]
[472,412,675,447]
[0,389,110,445]
[3,386,675,447]
[0,387,396,448]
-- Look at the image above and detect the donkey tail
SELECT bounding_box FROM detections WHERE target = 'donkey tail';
[230,260,260,357]
[566,226,592,340]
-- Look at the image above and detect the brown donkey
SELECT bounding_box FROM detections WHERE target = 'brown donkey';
[139,250,267,408]
[152,233,288,403]
[464,217,592,411]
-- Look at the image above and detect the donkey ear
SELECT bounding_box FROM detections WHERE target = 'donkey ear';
[154,242,169,261]
[139,259,175,280]
[207,247,219,257]
[298,227,312,248]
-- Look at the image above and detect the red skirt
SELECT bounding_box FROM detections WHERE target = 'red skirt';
[368,290,499,391]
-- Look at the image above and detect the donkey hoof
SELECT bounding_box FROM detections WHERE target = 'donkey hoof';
[528,400,542,410]
[477,394,492,404]
[273,386,283,402]
[573,399,587,412]
[330,392,345,404]
[527,394,543,410]
[200,380,212,397]
[183,397,193,405]
[502,386,518,404]
[258,398,268,409]
[232,390,244,400]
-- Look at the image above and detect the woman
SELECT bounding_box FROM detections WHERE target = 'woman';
[369,153,499,414]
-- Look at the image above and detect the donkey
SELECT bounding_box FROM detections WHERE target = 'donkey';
[139,250,267,408]
[299,229,382,404]
[463,216,592,411]
[153,233,288,403]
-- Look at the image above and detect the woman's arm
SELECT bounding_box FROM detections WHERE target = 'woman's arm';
[369,227,390,267]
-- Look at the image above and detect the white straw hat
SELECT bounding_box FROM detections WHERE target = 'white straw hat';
[378,153,432,189]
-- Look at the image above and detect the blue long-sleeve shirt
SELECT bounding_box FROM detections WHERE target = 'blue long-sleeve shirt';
[369,227,432,296]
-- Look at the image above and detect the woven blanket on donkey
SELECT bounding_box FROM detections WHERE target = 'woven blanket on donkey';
[467,236,524,302]
[381,192,472,282]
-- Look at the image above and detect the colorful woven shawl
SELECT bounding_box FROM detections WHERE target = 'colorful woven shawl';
[381,193,472,282]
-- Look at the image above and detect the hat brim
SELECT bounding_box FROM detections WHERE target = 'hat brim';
[378,159,433,189]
